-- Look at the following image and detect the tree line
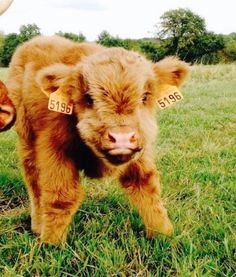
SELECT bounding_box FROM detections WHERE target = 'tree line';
[0,8,235,67]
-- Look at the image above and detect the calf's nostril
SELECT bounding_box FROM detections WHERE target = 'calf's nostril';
[108,132,117,143]
[129,132,136,143]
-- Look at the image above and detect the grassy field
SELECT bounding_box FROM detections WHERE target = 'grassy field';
[0,64,235,276]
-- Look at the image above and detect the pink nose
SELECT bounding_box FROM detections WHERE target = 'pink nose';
[108,131,136,146]
[106,126,138,151]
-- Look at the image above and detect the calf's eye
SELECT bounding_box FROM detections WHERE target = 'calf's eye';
[142,92,151,104]
[84,93,94,107]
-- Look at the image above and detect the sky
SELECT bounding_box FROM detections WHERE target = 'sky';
[0,0,235,41]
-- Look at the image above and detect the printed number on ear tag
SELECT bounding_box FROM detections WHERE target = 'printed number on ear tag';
[156,85,183,109]
[48,91,73,115]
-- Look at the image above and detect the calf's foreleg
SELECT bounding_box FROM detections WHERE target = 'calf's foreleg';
[120,161,173,237]
[36,133,84,245]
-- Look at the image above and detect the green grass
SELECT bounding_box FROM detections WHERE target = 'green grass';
[0,64,236,276]
[0,68,8,80]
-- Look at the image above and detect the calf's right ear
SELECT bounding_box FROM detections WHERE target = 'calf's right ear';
[36,63,76,98]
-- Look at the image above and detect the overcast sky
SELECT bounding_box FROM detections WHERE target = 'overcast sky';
[0,0,235,41]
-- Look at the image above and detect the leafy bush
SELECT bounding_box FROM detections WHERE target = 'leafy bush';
[219,36,236,62]
[140,40,165,62]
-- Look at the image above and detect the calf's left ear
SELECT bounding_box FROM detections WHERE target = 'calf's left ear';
[36,63,76,98]
[154,56,190,88]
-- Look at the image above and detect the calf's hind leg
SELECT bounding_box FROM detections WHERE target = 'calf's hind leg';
[120,161,173,237]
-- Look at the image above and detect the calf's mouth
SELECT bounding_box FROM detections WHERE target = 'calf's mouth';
[102,147,142,165]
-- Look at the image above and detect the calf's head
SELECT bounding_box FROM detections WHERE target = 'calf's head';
[37,48,189,166]
[0,80,16,132]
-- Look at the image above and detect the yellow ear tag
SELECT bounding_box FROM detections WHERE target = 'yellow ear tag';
[156,85,183,109]
[48,89,73,115]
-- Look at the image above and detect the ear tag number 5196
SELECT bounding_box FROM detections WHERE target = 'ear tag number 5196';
[48,90,73,115]
[157,85,183,109]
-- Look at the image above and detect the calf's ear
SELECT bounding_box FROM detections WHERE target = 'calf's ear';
[0,80,16,132]
[154,56,190,88]
[36,63,76,98]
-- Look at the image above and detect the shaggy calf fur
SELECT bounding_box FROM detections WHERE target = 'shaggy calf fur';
[6,36,189,244]
[0,80,16,131]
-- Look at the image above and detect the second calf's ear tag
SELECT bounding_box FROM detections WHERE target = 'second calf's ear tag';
[156,85,183,109]
[48,89,73,115]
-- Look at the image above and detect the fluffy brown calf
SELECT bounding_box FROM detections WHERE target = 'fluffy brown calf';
[0,80,16,131]
[6,36,189,244]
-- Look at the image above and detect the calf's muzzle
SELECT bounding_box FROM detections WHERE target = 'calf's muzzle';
[102,126,141,165]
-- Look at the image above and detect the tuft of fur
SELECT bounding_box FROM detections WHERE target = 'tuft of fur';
[6,36,189,244]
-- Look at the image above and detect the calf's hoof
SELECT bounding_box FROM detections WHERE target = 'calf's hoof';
[31,219,41,236]
[146,218,174,238]
[40,228,67,245]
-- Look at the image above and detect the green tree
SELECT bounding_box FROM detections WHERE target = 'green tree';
[156,8,224,63]
[19,23,41,42]
[0,23,41,66]
[77,32,86,42]
[97,30,111,43]
[97,30,131,49]
[0,33,21,66]
[56,31,86,42]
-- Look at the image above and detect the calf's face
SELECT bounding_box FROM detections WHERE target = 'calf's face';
[38,48,189,166]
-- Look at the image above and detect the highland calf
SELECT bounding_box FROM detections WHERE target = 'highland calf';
[6,36,189,244]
